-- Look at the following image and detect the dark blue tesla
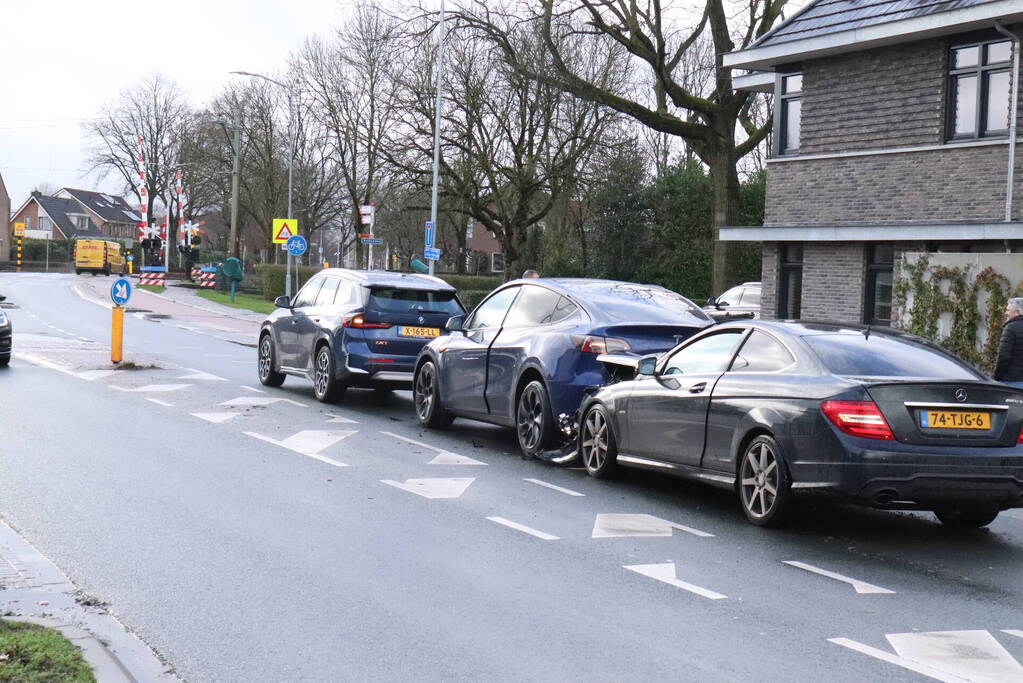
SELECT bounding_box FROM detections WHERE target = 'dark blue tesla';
[413,278,714,456]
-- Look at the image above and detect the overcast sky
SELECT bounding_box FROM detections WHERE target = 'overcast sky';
[0,0,352,207]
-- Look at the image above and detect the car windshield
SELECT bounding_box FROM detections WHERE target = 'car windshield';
[367,288,464,315]
[803,333,982,379]
[563,281,712,324]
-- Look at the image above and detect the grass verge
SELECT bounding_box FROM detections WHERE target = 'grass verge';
[0,620,95,682]
[136,285,166,293]
[197,289,277,315]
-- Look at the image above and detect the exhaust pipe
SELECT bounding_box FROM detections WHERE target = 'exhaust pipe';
[873,490,899,506]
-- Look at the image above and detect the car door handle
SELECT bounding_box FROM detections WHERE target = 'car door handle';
[312,317,321,323]
[688,382,707,394]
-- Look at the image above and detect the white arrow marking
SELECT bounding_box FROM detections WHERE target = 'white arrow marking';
[239,386,266,393]
[623,563,727,600]
[222,396,306,408]
[146,398,172,407]
[487,517,559,540]
[325,414,359,424]
[245,430,353,467]
[783,561,895,595]
[592,513,713,538]
[832,630,1023,683]
[111,383,192,393]
[178,368,227,381]
[381,477,475,499]
[523,478,585,497]
[381,431,486,465]
[192,412,240,424]
[76,369,115,381]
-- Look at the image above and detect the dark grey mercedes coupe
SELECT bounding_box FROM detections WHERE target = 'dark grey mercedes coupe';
[578,321,1023,528]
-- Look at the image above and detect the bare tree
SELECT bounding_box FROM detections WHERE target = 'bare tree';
[86,73,193,243]
[452,0,790,291]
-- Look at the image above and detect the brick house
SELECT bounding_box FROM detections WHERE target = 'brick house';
[722,0,1023,324]
[465,219,507,275]
[10,189,139,243]
[0,173,9,262]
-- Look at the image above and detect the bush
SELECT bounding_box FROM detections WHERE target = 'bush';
[436,274,503,292]
[458,289,492,311]
[254,264,324,300]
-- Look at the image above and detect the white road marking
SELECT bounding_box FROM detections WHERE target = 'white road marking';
[783,561,895,595]
[623,563,727,600]
[325,414,359,424]
[207,354,234,357]
[381,431,486,464]
[523,478,585,497]
[221,396,305,408]
[146,398,173,407]
[1004,630,1023,639]
[487,517,558,540]
[381,477,475,499]
[592,513,713,538]
[428,452,488,466]
[192,412,240,424]
[178,368,227,381]
[75,369,115,381]
[16,354,113,381]
[244,430,353,467]
[239,386,266,393]
[831,630,1023,683]
[111,383,192,393]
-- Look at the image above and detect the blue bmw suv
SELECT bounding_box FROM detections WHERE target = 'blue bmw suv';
[258,270,465,402]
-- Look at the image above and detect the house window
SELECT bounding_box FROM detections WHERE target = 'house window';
[948,37,1013,139]
[778,243,803,319]
[73,215,91,231]
[38,216,52,232]
[864,245,895,326]
[778,73,802,154]
[491,253,505,273]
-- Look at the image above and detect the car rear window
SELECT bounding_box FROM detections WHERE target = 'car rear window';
[367,288,464,315]
[579,283,712,325]
[803,334,981,379]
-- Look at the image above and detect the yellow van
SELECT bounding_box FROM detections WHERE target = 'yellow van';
[75,239,126,276]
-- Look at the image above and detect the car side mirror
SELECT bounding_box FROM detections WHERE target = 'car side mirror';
[0,295,5,302]
[274,295,292,309]
[716,300,729,310]
[706,296,716,306]
[637,355,658,376]
[445,315,466,332]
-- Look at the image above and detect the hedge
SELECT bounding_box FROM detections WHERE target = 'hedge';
[436,274,502,292]
[254,264,325,300]
[458,289,492,310]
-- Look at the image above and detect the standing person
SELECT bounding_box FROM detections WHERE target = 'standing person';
[995,297,1023,388]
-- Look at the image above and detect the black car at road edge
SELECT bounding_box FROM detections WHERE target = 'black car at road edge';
[579,320,1023,528]
[0,295,10,368]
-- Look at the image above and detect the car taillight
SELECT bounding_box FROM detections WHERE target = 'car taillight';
[343,314,391,329]
[573,335,630,354]
[821,400,895,440]
[1017,426,1023,444]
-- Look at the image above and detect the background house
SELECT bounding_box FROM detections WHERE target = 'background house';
[723,0,1023,325]
[0,173,9,262]
[10,189,138,242]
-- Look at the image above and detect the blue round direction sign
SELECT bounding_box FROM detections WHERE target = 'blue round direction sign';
[110,278,133,306]
[286,234,308,256]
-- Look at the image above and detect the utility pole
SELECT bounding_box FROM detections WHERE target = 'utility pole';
[228,110,242,258]
[428,0,446,276]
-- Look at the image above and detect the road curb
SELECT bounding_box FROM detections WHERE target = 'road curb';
[3,616,134,683]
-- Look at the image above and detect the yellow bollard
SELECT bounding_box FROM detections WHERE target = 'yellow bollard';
[111,305,124,363]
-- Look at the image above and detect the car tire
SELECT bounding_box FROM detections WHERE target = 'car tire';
[75,269,82,275]
[516,379,555,458]
[257,333,286,387]
[0,356,9,368]
[580,404,618,478]
[313,344,346,403]
[934,508,1000,529]
[414,360,454,428]
[738,434,793,527]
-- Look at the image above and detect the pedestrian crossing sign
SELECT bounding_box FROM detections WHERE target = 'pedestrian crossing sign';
[13,222,25,237]
[272,218,298,244]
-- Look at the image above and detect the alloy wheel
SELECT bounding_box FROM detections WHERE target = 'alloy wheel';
[517,385,544,452]
[581,408,608,471]
[740,441,779,519]
[415,364,435,421]
[258,336,273,381]
[315,348,330,398]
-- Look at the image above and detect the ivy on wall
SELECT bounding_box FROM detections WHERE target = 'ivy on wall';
[892,254,1021,374]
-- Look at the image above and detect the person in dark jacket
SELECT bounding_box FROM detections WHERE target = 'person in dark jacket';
[995,297,1023,387]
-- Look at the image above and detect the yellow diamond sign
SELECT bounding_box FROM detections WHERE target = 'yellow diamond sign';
[272,218,298,244]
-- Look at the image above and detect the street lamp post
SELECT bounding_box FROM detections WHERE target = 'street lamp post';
[231,70,295,296]
[428,0,447,276]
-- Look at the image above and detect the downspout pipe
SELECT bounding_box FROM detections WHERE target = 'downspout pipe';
[995,22,1020,223]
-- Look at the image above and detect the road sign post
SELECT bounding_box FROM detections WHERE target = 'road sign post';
[273,218,299,298]
[13,222,24,272]
[359,204,375,269]
[109,278,132,364]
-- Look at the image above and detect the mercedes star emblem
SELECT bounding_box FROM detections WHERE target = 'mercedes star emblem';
[954,388,968,402]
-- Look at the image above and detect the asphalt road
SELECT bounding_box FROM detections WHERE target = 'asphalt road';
[2,272,1023,682]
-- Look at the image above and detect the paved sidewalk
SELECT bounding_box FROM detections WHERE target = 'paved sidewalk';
[73,276,260,347]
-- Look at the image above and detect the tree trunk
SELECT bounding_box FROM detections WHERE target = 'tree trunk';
[499,227,523,282]
[708,147,743,295]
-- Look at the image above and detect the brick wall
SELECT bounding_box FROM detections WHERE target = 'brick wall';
[761,243,779,319]
[800,243,865,322]
[765,144,1023,226]
[801,39,945,154]
[0,176,8,262]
